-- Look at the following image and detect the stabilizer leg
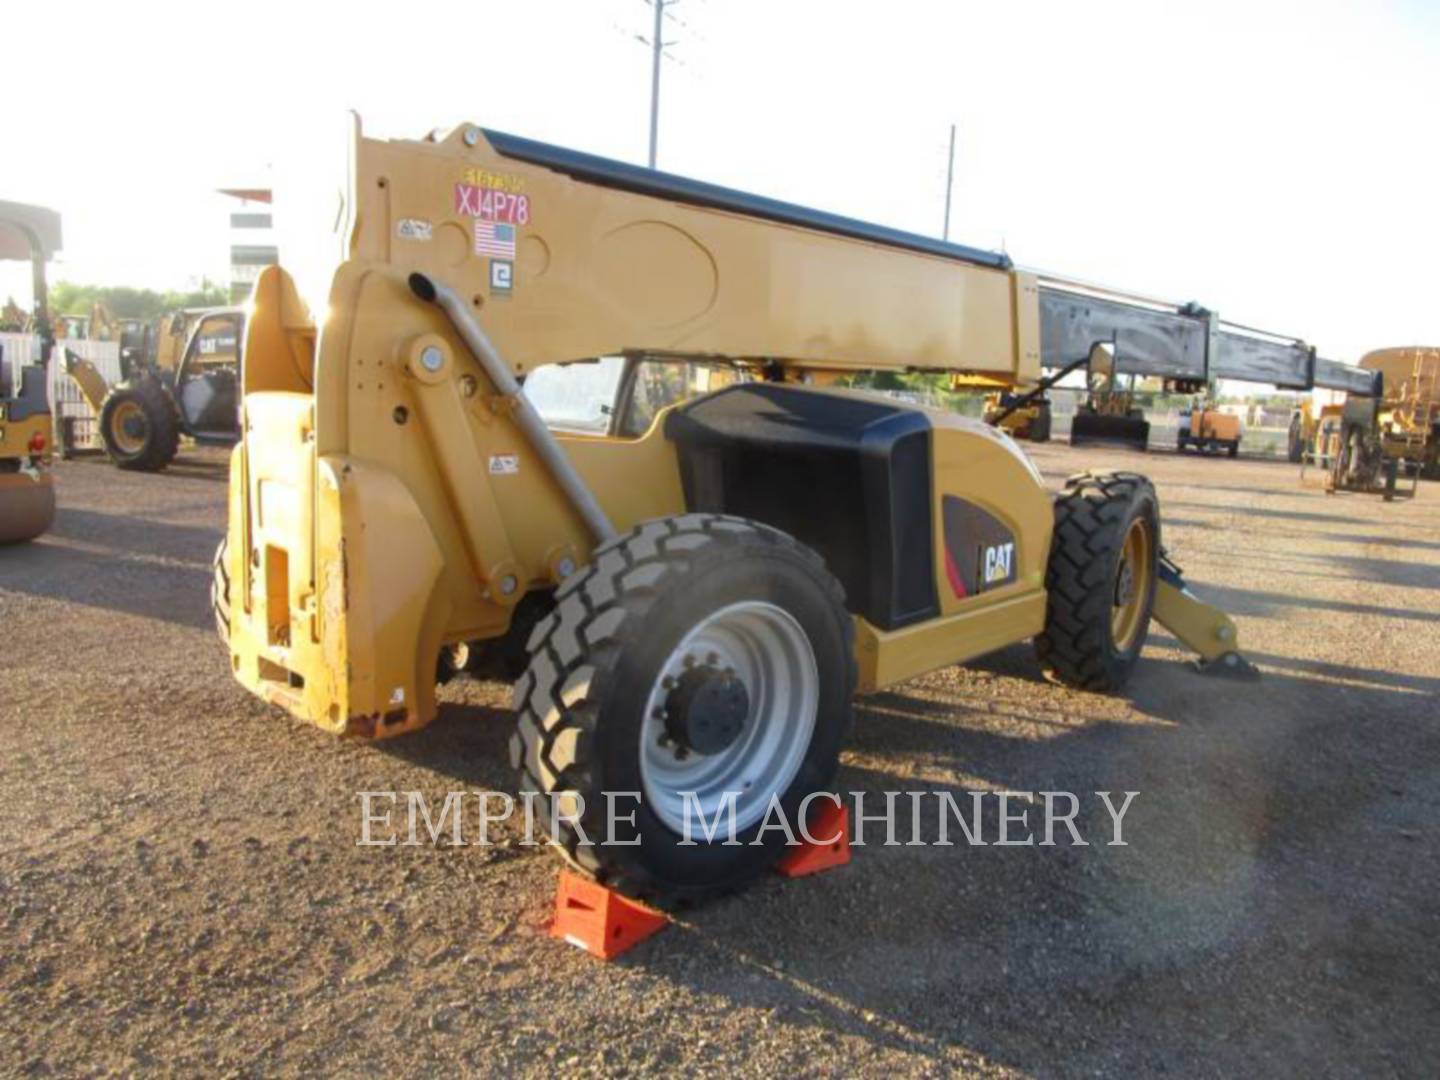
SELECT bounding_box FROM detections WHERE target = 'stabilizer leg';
[63,349,110,412]
[1153,554,1259,679]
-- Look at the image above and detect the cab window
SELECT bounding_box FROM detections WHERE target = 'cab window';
[523,356,626,434]
[522,356,747,437]
[620,359,745,436]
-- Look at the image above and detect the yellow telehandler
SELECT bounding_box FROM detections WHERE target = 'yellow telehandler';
[215,119,1336,902]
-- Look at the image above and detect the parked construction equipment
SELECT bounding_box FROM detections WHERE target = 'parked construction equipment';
[984,391,1052,441]
[211,120,1400,903]
[1294,346,1440,498]
[62,306,245,469]
[1067,343,1151,450]
[981,284,1380,451]
[0,200,59,542]
[1176,395,1242,457]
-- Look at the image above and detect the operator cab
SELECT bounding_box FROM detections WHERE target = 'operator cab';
[174,309,244,442]
[522,355,749,438]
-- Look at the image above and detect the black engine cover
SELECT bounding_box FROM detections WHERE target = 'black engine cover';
[665,384,938,631]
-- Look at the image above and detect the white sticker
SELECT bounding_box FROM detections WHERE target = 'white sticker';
[389,686,405,705]
[396,218,433,241]
[490,259,513,294]
[488,453,520,475]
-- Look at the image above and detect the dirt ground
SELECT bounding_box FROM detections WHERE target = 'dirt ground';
[2,443,1437,1077]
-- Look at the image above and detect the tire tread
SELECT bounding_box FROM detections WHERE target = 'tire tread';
[1035,470,1157,692]
[510,513,855,904]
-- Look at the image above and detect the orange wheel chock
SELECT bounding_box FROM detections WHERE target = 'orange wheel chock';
[775,800,851,878]
[550,870,670,960]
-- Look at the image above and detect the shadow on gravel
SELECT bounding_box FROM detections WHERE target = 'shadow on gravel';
[1162,479,1312,498]
[1166,501,1373,526]
[1322,532,1440,552]
[66,456,230,484]
[667,656,1440,1076]
[45,508,222,564]
[0,533,212,630]
[1241,649,1440,696]
[1197,581,1440,624]
[1178,547,1439,590]
[1320,553,1440,590]
[370,699,517,793]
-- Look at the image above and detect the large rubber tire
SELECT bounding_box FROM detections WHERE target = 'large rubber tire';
[1227,441,1239,459]
[1029,403,1052,443]
[1287,414,1305,463]
[1333,424,1370,491]
[0,472,56,544]
[511,513,856,905]
[211,537,231,645]
[1035,471,1160,692]
[99,378,180,472]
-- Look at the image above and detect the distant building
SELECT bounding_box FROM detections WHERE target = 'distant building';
[218,188,277,302]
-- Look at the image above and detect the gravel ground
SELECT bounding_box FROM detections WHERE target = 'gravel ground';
[2,443,1437,1077]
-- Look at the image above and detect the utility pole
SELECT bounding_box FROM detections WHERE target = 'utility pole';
[647,0,669,168]
[942,123,956,240]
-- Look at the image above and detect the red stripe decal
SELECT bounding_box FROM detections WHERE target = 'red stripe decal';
[944,547,968,599]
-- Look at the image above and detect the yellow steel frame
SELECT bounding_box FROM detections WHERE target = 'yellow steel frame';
[221,118,1241,737]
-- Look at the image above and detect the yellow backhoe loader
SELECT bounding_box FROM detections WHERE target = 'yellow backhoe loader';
[214,119,1338,903]
[0,200,60,542]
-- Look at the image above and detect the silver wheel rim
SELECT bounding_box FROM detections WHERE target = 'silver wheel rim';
[639,600,819,836]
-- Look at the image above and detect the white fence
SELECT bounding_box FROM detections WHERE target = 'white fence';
[0,332,38,395]
[0,332,122,449]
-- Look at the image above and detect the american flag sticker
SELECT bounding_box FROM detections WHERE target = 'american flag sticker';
[474,220,517,258]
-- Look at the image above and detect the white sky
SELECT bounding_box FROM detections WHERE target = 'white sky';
[4,0,1437,362]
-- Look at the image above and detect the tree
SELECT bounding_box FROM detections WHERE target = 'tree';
[48,280,229,319]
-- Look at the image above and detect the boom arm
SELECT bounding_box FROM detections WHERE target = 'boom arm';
[1037,279,1379,397]
[329,122,1372,401]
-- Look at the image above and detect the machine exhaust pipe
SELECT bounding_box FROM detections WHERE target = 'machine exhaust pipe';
[408,272,618,544]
